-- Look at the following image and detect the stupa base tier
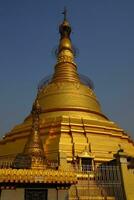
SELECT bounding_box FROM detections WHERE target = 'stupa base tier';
[0,115,134,165]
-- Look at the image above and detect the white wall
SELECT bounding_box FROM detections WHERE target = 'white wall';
[48,189,57,200]
[48,189,68,200]
[58,190,68,200]
[1,189,24,200]
[1,188,68,200]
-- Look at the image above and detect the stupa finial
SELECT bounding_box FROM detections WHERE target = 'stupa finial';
[59,8,71,38]
[62,7,67,21]
[51,9,80,83]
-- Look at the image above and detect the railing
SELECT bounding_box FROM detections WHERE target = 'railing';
[0,154,16,168]
[69,164,125,200]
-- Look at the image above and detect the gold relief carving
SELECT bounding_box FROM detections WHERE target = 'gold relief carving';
[90,90,93,96]
[42,82,68,94]
[45,84,52,91]
[72,82,80,89]
[43,87,48,94]
[56,82,64,89]
[54,82,60,89]
[57,55,75,65]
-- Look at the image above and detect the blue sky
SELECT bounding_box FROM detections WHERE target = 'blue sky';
[0,0,134,139]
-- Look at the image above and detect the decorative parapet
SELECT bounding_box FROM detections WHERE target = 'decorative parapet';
[0,168,77,184]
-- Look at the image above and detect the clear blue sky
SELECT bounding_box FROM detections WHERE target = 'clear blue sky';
[0,0,134,139]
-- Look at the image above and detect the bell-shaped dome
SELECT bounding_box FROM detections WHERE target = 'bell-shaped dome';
[36,15,107,121]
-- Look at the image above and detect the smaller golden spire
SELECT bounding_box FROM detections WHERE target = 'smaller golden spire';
[12,99,46,169]
[52,8,80,83]
[22,98,46,169]
[8,98,45,169]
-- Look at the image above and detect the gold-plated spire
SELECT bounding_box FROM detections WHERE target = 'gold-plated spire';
[12,98,46,169]
[52,9,80,82]
[22,98,46,169]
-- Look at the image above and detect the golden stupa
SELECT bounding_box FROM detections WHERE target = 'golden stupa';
[0,9,134,200]
[0,10,134,169]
